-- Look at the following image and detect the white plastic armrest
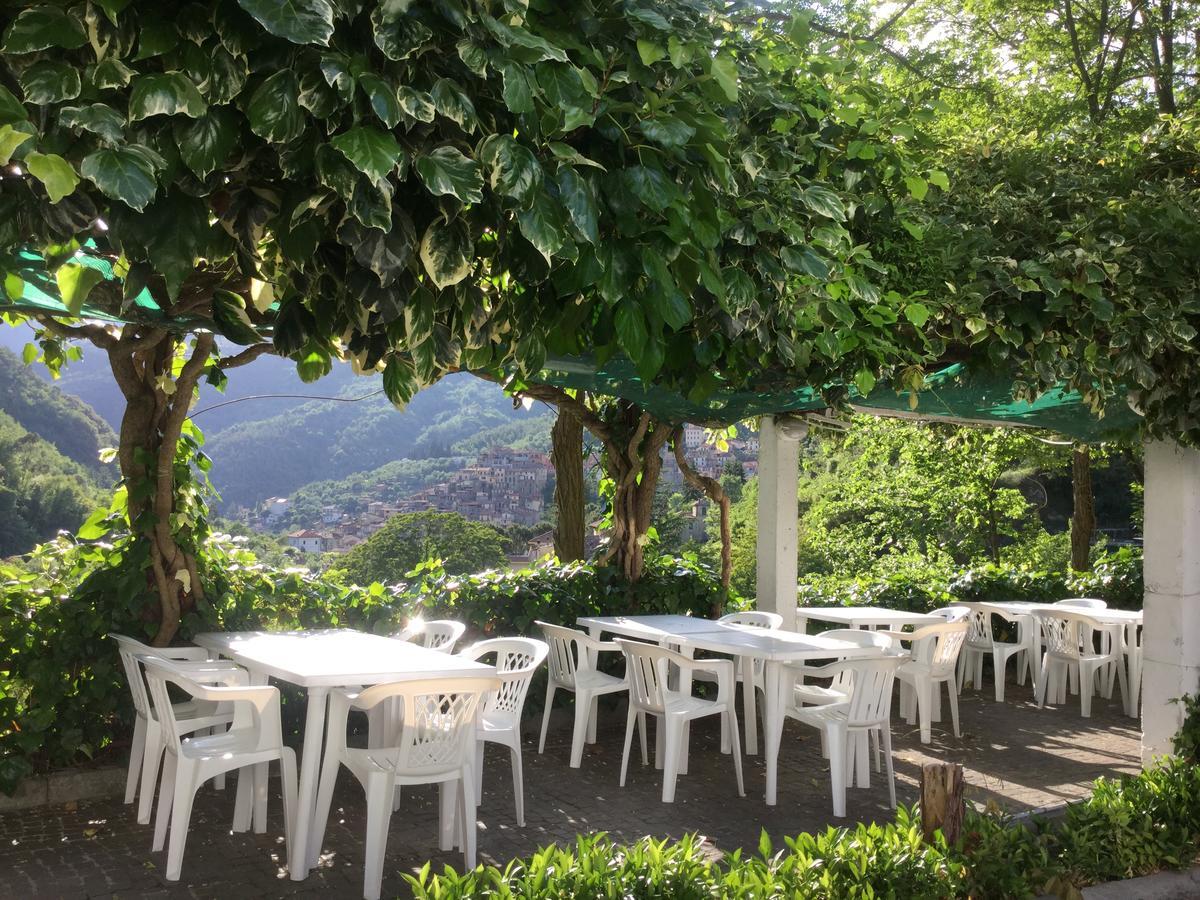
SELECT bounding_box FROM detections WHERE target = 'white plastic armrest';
[188,666,249,688]
[159,646,216,661]
[187,683,278,707]
[798,659,856,681]
[580,634,622,654]
[876,629,913,643]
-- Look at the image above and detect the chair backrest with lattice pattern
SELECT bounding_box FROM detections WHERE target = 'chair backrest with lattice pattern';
[962,604,996,647]
[398,619,466,653]
[356,676,499,776]
[908,621,968,676]
[1035,611,1087,660]
[460,638,548,728]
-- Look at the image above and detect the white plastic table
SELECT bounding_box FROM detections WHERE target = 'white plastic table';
[194,629,493,880]
[795,606,946,632]
[981,604,1143,716]
[577,615,875,805]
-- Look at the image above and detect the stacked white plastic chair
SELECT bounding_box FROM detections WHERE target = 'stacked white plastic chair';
[1034,608,1126,717]
[110,633,240,826]
[957,603,1035,702]
[536,621,629,768]
[457,637,548,825]
[784,655,904,817]
[312,675,499,900]
[140,656,297,882]
[616,639,744,803]
[884,621,968,743]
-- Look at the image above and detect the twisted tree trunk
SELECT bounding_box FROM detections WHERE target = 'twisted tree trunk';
[551,408,586,562]
[599,408,672,584]
[1071,443,1096,572]
[672,427,731,617]
[38,315,270,644]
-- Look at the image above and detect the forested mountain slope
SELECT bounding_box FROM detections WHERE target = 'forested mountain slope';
[0,347,117,480]
[0,410,106,556]
[1,326,543,513]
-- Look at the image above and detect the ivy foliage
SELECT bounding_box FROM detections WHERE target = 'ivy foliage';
[0,0,937,405]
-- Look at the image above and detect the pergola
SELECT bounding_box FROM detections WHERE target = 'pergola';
[533,355,1194,765]
[4,254,1196,765]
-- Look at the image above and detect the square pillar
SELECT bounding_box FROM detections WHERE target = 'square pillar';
[1141,439,1200,764]
[756,416,800,631]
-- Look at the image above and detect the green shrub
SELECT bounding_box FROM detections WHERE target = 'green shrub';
[0,533,729,794]
[421,552,735,636]
[1054,759,1200,885]
[0,530,406,793]
[403,760,1200,899]
[405,812,966,900]
[797,548,1143,614]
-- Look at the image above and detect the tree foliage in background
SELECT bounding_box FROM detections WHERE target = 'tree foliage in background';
[799,416,1060,571]
[332,509,507,585]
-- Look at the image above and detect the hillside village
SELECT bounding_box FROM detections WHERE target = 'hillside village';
[246,424,757,560]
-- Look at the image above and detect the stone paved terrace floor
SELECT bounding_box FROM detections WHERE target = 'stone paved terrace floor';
[0,687,1140,899]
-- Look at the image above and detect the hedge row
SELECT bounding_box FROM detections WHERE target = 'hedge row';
[405,756,1200,899]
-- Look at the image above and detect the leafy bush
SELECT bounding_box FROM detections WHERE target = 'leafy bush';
[421,552,735,636]
[406,811,966,899]
[0,532,728,793]
[404,759,1200,899]
[797,547,1143,614]
[0,530,405,793]
[330,510,509,586]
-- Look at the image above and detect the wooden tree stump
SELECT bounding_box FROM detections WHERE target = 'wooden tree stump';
[920,762,964,846]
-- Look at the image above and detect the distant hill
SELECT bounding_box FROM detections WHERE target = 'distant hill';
[283,414,554,527]
[205,373,539,511]
[0,346,117,482]
[0,409,106,557]
[0,325,546,514]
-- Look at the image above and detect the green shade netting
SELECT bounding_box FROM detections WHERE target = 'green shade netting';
[535,357,1142,441]
[7,246,166,325]
[0,247,1140,442]
[2,244,276,332]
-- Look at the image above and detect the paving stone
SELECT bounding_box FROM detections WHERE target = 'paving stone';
[0,687,1140,899]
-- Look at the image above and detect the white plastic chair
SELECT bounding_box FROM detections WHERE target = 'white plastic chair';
[110,633,239,826]
[788,629,897,709]
[929,605,971,622]
[1055,598,1107,609]
[693,611,783,744]
[1054,598,1111,689]
[785,655,903,817]
[957,603,1034,702]
[141,657,297,882]
[396,619,466,653]
[536,621,629,768]
[312,675,500,900]
[616,639,744,803]
[1034,609,1126,717]
[457,637,549,826]
[883,621,968,744]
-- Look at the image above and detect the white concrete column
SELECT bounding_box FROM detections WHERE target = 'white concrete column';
[756,416,801,631]
[1141,439,1200,764]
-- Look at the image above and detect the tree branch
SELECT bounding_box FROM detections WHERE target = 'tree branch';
[34,315,117,349]
[218,342,275,370]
